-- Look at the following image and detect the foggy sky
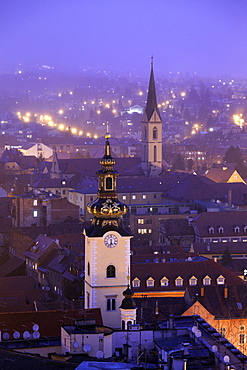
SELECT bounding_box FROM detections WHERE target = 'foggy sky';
[1,0,247,77]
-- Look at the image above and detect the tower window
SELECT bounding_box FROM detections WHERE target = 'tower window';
[106,265,116,278]
[154,145,157,162]
[144,127,147,140]
[87,262,90,276]
[105,177,113,190]
[153,127,157,139]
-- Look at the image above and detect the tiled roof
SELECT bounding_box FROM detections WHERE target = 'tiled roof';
[192,210,247,237]
[131,259,245,292]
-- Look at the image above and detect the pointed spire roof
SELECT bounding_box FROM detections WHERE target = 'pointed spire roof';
[144,58,161,121]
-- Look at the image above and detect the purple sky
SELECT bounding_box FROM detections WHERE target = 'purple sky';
[1,0,247,77]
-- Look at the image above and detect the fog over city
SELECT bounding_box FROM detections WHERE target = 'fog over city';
[1,0,247,77]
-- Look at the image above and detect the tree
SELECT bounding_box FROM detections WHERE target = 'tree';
[223,145,242,163]
[221,247,232,266]
[171,154,185,171]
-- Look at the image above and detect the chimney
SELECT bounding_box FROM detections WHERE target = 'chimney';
[224,286,228,299]
[200,287,204,297]
[228,189,232,206]
[155,301,159,315]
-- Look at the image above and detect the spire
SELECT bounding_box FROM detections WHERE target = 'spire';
[144,57,161,121]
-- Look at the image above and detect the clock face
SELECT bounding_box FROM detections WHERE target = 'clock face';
[104,234,118,248]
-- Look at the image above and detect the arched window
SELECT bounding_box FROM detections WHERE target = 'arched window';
[106,177,113,190]
[208,227,214,234]
[87,262,90,276]
[143,145,146,161]
[234,226,240,233]
[106,265,116,278]
[144,127,147,140]
[218,227,224,234]
[153,126,157,139]
[154,145,157,162]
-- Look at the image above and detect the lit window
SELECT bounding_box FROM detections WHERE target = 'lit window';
[203,276,211,285]
[160,277,169,286]
[148,229,152,233]
[33,200,38,206]
[33,210,38,218]
[122,195,127,200]
[189,276,197,286]
[175,277,183,286]
[132,195,136,200]
[146,277,154,287]
[217,275,225,285]
[132,278,140,287]
[220,327,226,337]
[138,229,147,234]
[143,194,146,199]
[138,219,144,224]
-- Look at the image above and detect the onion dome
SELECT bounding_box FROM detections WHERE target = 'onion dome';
[119,285,137,310]
[87,133,128,219]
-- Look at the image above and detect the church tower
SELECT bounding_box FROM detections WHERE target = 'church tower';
[141,59,162,177]
[84,133,132,329]
[50,148,61,179]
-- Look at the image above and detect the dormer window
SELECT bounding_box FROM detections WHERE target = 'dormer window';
[243,226,247,233]
[160,276,169,286]
[234,226,240,234]
[217,275,225,285]
[189,276,198,286]
[132,278,140,288]
[218,227,224,234]
[146,277,155,287]
[175,276,183,286]
[203,275,211,285]
[208,227,214,234]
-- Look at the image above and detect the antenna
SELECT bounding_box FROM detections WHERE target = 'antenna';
[32,323,39,332]
[83,343,91,352]
[33,331,40,339]
[13,331,20,339]
[3,332,10,340]
[23,331,30,339]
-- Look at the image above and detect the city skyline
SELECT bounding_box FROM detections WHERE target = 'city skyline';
[1,0,247,77]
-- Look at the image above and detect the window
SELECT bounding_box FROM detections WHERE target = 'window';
[33,210,38,218]
[189,276,197,286]
[138,219,144,224]
[138,229,147,234]
[208,227,214,234]
[240,325,245,331]
[160,277,169,286]
[217,275,225,285]
[106,297,116,311]
[203,276,211,285]
[175,277,183,286]
[122,195,127,200]
[154,194,157,199]
[33,200,38,206]
[239,333,246,345]
[154,145,157,162]
[90,196,94,202]
[105,176,113,190]
[143,194,146,199]
[234,226,240,233]
[146,277,154,287]
[87,262,90,276]
[106,265,116,278]
[244,226,247,233]
[144,127,147,140]
[153,127,157,140]
[132,278,140,287]
[132,195,136,200]
[218,227,224,234]
[220,327,226,337]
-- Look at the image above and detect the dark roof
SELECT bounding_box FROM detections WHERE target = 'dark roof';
[143,64,161,121]
[131,259,245,291]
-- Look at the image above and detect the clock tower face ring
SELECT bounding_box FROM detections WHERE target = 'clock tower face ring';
[104,234,118,248]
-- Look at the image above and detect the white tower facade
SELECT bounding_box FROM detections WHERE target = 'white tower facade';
[84,134,132,329]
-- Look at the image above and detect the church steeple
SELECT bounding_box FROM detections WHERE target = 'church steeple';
[50,148,61,179]
[86,133,129,234]
[144,57,161,122]
[141,59,163,177]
